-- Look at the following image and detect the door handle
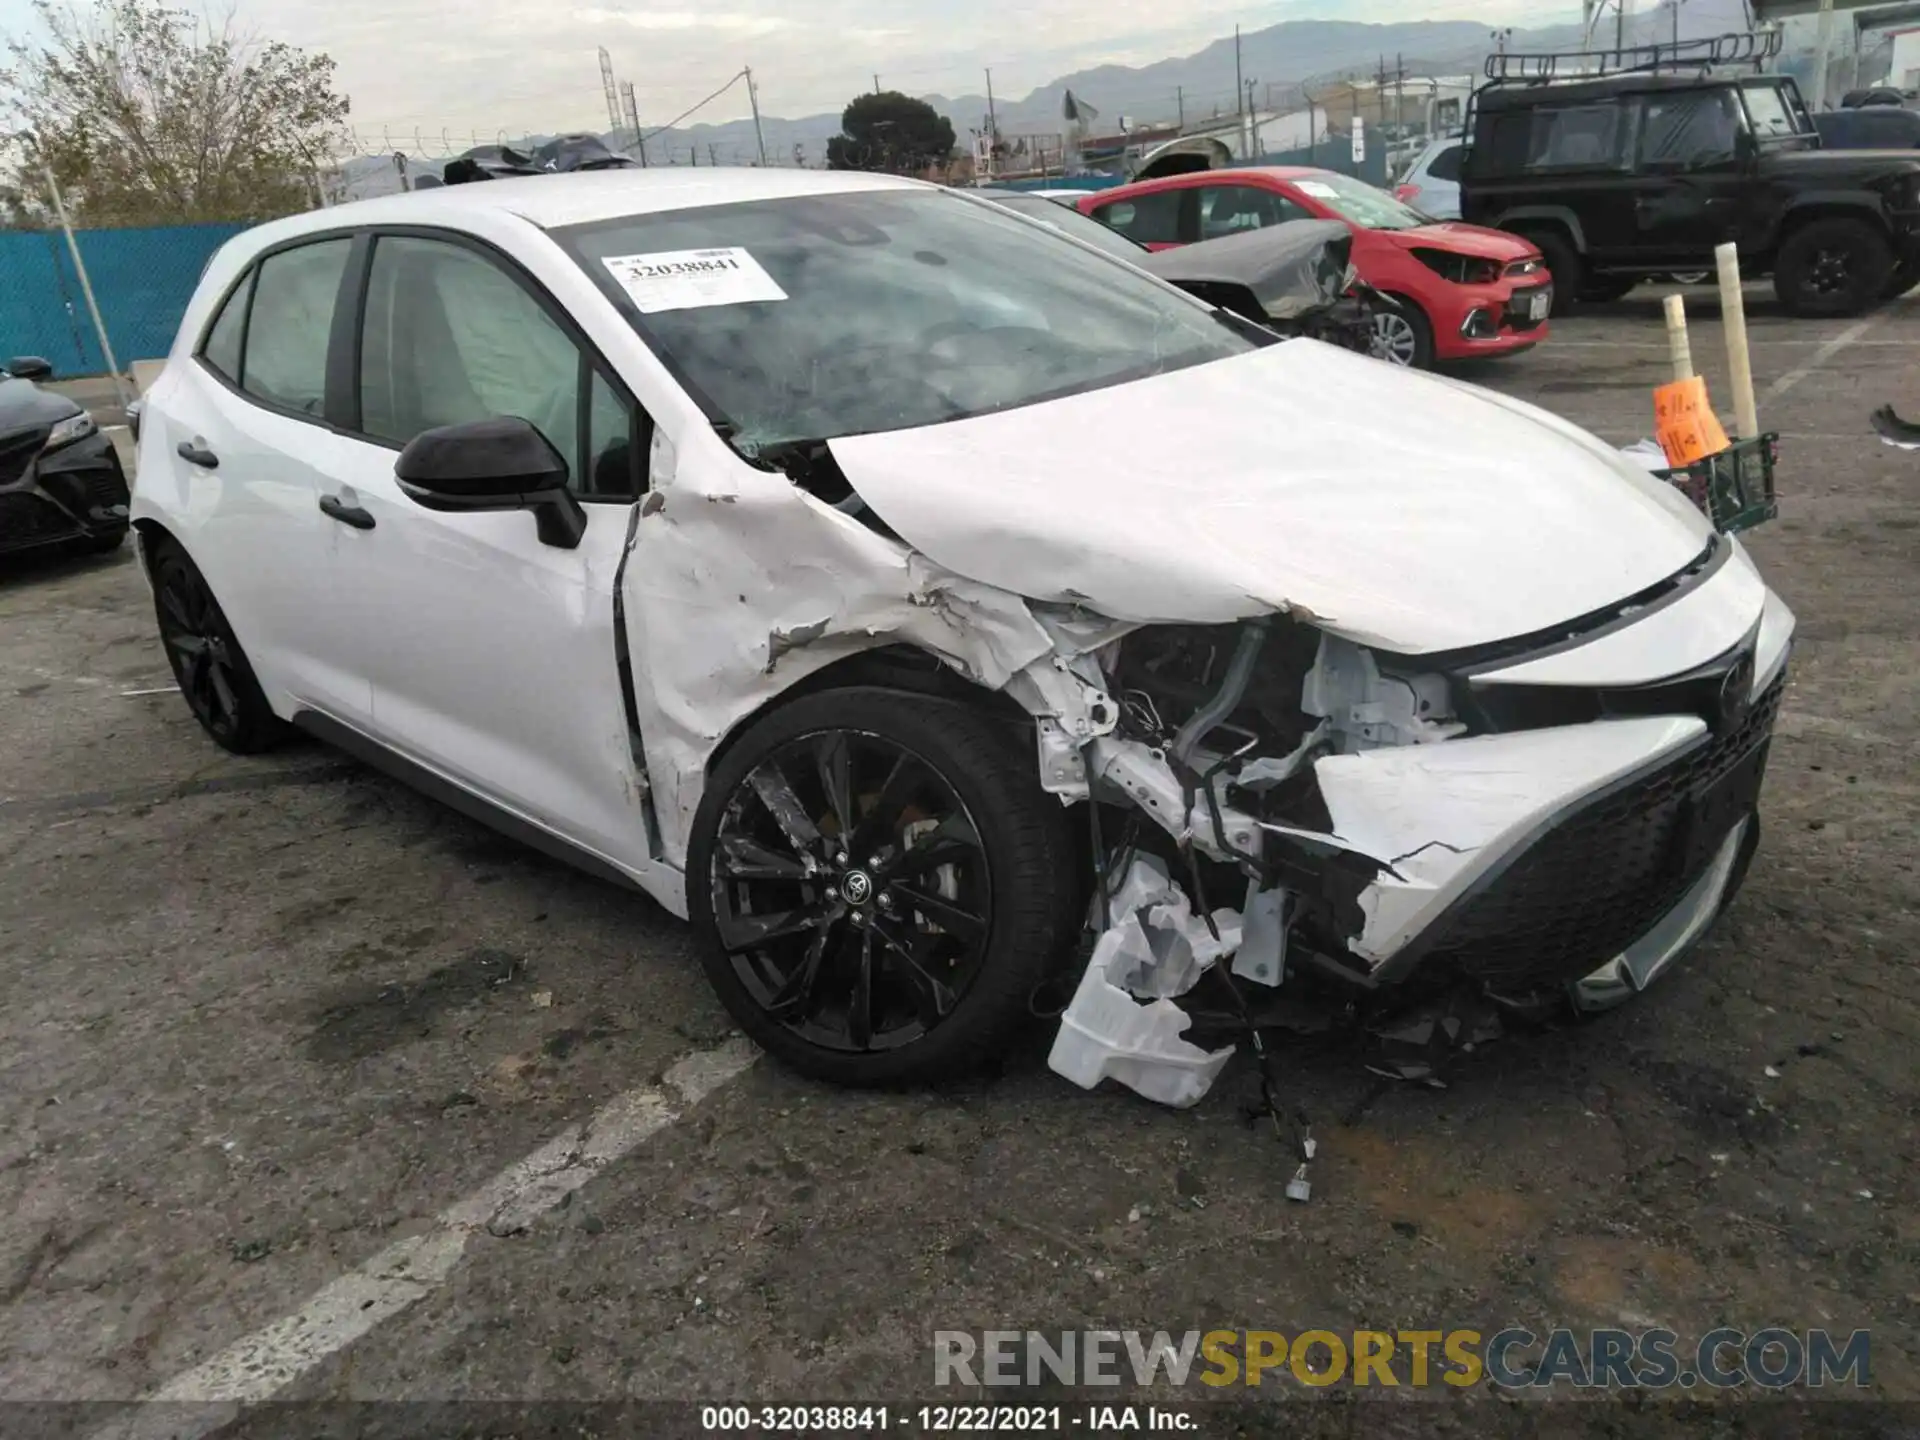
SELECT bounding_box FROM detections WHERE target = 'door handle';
[176,441,219,469]
[319,494,376,530]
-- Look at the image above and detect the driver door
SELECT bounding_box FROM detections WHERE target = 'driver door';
[1628,90,1748,265]
[319,230,657,872]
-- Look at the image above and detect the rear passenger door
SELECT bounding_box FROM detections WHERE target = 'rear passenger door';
[141,234,376,722]
[321,229,658,871]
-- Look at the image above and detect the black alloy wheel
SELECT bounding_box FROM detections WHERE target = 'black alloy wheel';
[1774,218,1893,317]
[688,687,1073,1086]
[151,540,284,753]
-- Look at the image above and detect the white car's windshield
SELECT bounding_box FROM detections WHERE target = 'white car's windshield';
[977,191,1149,261]
[1294,173,1427,231]
[558,188,1255,455]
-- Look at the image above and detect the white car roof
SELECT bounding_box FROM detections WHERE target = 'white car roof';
[289,166,933,237]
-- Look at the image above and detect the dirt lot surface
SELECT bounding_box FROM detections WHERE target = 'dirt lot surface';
[3,288,1914,1436]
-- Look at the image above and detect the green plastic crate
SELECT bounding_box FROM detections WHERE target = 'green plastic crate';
[1657,434,1780,535]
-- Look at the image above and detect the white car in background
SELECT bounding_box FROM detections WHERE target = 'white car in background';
[1394,135,1465,219]
[130,168,1791,1104]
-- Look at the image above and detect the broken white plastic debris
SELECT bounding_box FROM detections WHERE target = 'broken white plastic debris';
[1050,856,1241,1108]
[1285,1165,1312,1202]
[1095,854,1242,1000]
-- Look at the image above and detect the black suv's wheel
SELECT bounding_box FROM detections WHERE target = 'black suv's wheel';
[1774,218,1894,317]
[1523,229,1585,317]
[150,538,287,754]
[687,687,1073,1087]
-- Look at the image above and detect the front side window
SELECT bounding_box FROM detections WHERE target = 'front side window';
[1091,188,1185,244]
[357,234,644,498]
[1640,91,1742,169]
[558,189,1253,454]
[240,239,352,415]
[1741,82,1812,141]
[1197,185,1309,239]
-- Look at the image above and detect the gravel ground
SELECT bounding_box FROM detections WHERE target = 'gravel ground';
[2,289,1914,1435]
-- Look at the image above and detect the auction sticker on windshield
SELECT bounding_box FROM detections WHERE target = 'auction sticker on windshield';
[602,248,788,313]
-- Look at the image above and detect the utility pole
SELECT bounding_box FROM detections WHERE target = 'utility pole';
[1395,53,1405,135]
[1246,80,1261,157]
[873,74,881,94]
[1177,85,1185,129]
[1616,0,1629,54]
[745,66,768,166]
[985,67,998,148]
[1235,26,1246,154]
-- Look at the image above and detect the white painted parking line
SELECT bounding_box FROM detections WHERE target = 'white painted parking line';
[1760,315,1885,406]
[92,1037,759,1435]
[119,686,177,697]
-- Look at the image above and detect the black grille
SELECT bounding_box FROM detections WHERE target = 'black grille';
[1425,674,1785,992]
[0,430,42,487]
[0,492,83,547]
[1504,286,1551,332]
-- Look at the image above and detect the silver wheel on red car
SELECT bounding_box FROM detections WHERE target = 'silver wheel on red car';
[1370,302,1432,369]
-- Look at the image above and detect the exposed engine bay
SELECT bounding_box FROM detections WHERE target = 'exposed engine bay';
[1030,596,1785,1111]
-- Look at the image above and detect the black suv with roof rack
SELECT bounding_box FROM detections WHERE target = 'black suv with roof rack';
[1460,31,1920,317]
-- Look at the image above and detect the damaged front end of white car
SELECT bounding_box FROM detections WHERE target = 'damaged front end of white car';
[809,342,1793,1110]
[559,185,1790,1108]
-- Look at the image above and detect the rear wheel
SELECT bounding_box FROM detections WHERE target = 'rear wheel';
[1524,229,1585,317]
[150,539,287,753]
[1369,297,1434,369]
[1774,218,1894,317]
[687,687,1074,1087]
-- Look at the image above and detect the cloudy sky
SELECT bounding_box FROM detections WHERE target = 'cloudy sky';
[1,0,1772,143]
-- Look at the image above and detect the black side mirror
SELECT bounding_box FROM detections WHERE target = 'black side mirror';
[5,355,53,381]
[394,415,587,549]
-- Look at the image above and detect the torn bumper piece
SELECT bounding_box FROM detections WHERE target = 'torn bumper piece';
[1048,855,1242,1109]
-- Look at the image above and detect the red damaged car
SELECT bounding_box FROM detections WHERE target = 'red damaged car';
[1079,167,1551,369]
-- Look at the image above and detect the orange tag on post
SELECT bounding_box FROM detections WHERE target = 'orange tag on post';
[1653,376,1732,467]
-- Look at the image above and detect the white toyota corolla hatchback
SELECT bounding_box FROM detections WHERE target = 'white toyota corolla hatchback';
[133,168,1792,1101]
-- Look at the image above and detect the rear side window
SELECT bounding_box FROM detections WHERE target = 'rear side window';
[1640,90,1741,169]
[1529,105,1628,171]
[240,239,352,416]
[1428,144,1464,181]
[199,271,252,382]
[1093,189,1184,244]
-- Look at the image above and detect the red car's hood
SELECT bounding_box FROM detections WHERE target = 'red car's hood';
[1373,222,1540,261]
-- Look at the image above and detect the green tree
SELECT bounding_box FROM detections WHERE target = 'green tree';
[2,0,351,226]
[825,91,955,173]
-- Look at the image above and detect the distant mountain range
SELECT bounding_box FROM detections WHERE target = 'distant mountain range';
[340,5,1778,193]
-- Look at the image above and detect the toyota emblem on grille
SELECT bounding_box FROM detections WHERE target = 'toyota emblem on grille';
[1716,651,1756,733]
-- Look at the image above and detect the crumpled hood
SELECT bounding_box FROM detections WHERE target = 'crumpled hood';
[827,341,1715,655]
[1140,220,1354,318]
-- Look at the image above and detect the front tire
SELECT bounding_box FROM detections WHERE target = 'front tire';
[687,687,1074,1087]
[1369,297,1434,369]
[150,539,287,754]
[1774,218,1893,317]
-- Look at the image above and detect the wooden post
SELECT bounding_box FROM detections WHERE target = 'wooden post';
[1715,242,1760,438]
[1663,293,1695,383]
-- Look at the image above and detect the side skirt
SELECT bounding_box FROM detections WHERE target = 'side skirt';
[289,708,646,895]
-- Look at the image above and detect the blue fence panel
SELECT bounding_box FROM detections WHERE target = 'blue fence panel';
[0,222,247,377]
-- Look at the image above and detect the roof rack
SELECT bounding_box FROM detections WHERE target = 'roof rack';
[1481,29,1783,84]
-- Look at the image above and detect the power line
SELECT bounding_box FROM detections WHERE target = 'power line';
[640,70,751,144]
